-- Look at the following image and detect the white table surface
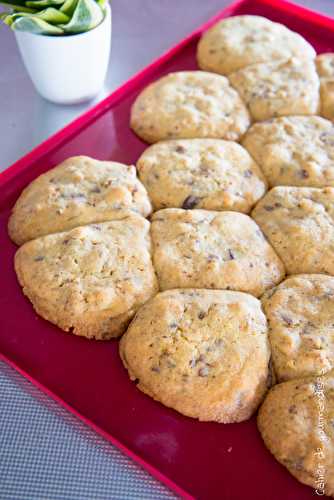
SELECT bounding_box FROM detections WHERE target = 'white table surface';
[0,1,333,499]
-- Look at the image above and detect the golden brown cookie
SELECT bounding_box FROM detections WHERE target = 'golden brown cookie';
[151,208,285,297]
[137,139,267,212]
[197,15,316,76]
[130,71,251,143]
[252,186,334,275]
[258,373,334,497]
[15,213,158,339]
[316,53,334,121]
[262,274,334,381]
[242,116,334,188]
[120,289,271,422]
[8,156,152,245]
[229,58,319,121]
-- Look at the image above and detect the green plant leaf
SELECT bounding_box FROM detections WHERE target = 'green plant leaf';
[2,12,15,24]
[11,14,64,33]
[8,7,69,23]
[1,12,15,24]
[38,6,69,21]
[0,0,37,13]
[26,0,64,8]
[59,0,77,16]
[59,0,103,33]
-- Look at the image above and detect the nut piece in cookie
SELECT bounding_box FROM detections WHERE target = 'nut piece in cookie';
[262,274,334,381]
[243,116,334,188]
[137,139,267,213]
[8,155,152,245]
[120,289,271,423]
[197,15,315,76]
[130,71,250,143]
[252,186,334,275]
[229,58,319,122]
[258,373,334,497]
[151,208,284,297]
[14,213,158,339]
[316,53,334,121]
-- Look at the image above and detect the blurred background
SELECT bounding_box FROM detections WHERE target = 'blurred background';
[1,0,333,169]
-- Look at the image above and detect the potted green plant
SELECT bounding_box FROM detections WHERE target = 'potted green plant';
[0,0,111,104]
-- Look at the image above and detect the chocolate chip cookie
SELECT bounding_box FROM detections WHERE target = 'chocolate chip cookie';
[130,71,251,143]
[229,58,319,121]
[15,213,158,339]
[120,289,271,422]
[252,186,334,275]
[242,116,334,188]
[258,373,334,497]
[262,274,334,381]
[8,155,152,245]
[151,208,285,296]
[197,15,315,76]
[137,139,267,212]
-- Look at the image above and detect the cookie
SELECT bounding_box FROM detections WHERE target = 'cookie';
[242,116,334,188]
[262,274,334,382]
[14,213,158,339]
[130,71,251,143]
[229,58,320,121]
[120,289,270,423]
[316,53,334,121]
[197,15,316,76]
[8,156,152,245]
[137,139,267,212]
[252,186,334,275]
[151,209,285,297]
[258,373,334,497]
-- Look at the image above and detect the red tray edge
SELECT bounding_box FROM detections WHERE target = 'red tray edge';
[1,0,334,497]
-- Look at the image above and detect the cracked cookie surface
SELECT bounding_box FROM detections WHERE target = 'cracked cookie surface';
[258,373,334,497]
[229,58,319,122]
[8,155,152,245]
[197,15,316,76]
[262,274,334,382]
[252,186,334,275]
[242,116,334,188]
[14,213,158,339]
[130,71,250,143]
[120,289,270,422]
[137,139,267,212]
[151,208,284,297]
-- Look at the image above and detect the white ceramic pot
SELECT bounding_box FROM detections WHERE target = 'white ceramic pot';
[15,3,111,105]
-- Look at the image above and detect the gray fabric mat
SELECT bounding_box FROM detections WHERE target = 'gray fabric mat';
[0,361,176,500]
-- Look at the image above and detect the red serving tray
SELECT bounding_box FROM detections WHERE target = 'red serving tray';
[1,1,334,498]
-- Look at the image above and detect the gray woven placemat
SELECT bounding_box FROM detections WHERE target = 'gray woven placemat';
[0,361,177,500]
